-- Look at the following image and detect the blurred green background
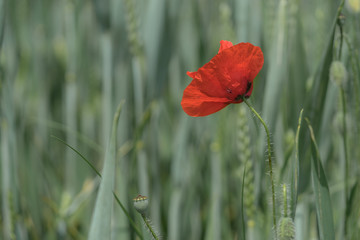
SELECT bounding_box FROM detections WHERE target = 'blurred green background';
[1,0,360,239]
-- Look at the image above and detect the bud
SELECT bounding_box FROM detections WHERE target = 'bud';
[278,184,295,240]
[278,217,296,240]
[330,61,347,87]
[133,195,149,215]
[337,13,346,26]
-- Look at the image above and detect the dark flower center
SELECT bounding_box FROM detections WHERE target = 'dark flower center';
[245,81,252,95]
[234,95,242,101]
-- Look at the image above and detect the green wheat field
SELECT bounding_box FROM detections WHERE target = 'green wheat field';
[1,0,360,239]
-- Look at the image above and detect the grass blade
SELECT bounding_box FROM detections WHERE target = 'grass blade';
[289,109,303,220]
[51,135,102,177]
[1,121,13,240]
[88,100,124,240]
[305,118,335,240]
[240,164,246,240]
[52,133,143,239]
[262,0,288,131]
[0,0,6,54]
[307,0,345,133]
[346,182,358,219]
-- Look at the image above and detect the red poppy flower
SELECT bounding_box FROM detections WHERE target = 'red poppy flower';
[181,40,264,117]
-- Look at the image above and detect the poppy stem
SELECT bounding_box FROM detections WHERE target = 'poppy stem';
[141,214,160,240]
[242,98,277,238]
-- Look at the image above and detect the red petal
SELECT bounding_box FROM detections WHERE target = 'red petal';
[218,40,233,53]
[182,42,263,117]
[195,42,263,99]
[186,71,197,78]
[181,81,230,117]
[210,42,263,99]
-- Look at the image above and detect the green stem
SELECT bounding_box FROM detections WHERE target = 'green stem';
[283,184,287,218]
[113,193,144,240]
[340,86,349,236]
[337,11,348,237]
[141,214,160,240]
[338,21,343,60]
[242,98,277,238]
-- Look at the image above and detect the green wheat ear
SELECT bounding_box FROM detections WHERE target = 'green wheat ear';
[278,184,295,240]
[237,105,256,227]
[124,0,143,56]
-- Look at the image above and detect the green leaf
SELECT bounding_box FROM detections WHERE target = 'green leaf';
[51,133,143,240]
[88,100,125,240]
[346,182,358,223]
[298,0,345,200]
[289,109,303,220]
[307,0,345,133]
[240,164,246,240]
[306,118,335,240]
[0,0,6,54]
[346,182,359,237]
[262,0,288,131]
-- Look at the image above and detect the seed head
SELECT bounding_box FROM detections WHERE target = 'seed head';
[133,195,149,215]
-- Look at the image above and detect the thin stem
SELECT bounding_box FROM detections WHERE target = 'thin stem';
[283,184,288,218]
[337,13,348,238]
[141,214,160,240]
[113,193,144,240]
[338,21,343,60]
[340,86,349,236]
[242,98,277,238]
